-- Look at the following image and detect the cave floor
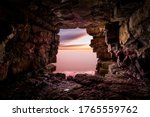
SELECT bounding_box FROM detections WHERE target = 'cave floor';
[0,71,150,100]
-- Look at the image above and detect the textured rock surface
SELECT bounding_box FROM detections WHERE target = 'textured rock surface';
[0,72,150,100]
[3,24,59,79]
[119,21,130,45]
[0,0,149,80]
[118,0,150,49]
[129,0,150,40]
[88,26,111,75]
[114,0,150,79]
[0,0,150,100]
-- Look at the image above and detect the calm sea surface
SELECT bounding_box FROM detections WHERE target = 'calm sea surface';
[55,49,97,76]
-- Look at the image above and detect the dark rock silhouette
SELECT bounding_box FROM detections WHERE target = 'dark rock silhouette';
[0,72,150,100]
[0,0,150,99]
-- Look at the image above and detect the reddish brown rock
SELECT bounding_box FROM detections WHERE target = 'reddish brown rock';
[0,61,9,80]
[0,0,149,80]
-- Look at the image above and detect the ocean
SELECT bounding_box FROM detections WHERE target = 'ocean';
[55,49,97,76]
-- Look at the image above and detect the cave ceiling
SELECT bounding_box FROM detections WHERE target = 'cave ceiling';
[1,0,144,29]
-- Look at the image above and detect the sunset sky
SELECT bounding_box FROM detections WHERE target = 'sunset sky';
[55,28,97,74]
[58,28,93,50]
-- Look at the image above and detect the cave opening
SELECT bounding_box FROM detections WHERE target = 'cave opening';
[0,0,150,100]
[55,28,97,76]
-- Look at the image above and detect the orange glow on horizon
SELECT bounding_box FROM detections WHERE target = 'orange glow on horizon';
[59,44,92,50]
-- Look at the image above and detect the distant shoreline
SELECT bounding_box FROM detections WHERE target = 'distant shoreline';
[54,71,95,76]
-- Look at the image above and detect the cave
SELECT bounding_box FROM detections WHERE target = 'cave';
[0,0,150,99]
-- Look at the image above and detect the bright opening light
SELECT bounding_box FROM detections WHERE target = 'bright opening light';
[55,28,97,76]
[58,28,93,50]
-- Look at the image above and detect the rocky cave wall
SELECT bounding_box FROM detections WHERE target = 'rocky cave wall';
[0,0,150,80]
[105,0,150,78]
[87,26,111,75]
[121,0,150,65]
[0,25,59,80]
[120,0,150,48]
[0,1,59,80]
[87,0,150,76]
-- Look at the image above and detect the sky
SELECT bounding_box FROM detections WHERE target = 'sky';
[55,28,97,74]
[58,28,93,50]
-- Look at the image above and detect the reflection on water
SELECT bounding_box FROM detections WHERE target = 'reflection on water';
[55,50,97,76]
